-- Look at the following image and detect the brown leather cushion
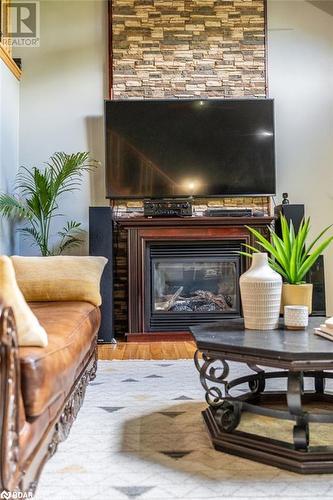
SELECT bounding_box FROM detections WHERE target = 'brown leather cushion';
[18,302,100,418]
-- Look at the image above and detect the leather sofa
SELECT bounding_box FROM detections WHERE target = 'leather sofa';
[0,299,101,495]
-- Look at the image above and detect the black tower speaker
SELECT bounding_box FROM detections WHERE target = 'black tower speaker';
[275,203,326,315]
[306,255,326,316]
[274,204,305,235]
[89,207,114,342]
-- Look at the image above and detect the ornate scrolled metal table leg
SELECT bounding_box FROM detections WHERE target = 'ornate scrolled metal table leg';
[215,401,241,432]
[194,350,230,407]
[194,350,241,432]
[287,371,309,451]
[314,371,326,394]
[247,364,266,395]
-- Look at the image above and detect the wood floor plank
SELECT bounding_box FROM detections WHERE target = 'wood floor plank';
[98,341,198,361]
[150,342,163,360]
[185,341,197,359]
[100,343,124,360]
[125,343,139,360]
[98,345,113,360]
[137,343,150,359]
[174,341,189,359]
[161,342,178,360]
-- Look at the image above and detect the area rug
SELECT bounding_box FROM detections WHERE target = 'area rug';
[34,360,333,500]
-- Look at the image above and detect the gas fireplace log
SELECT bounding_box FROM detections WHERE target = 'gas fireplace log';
[194,290,229,310]
[155,287,185,311]
[164,286,184,311]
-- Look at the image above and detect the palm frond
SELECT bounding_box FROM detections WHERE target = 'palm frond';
[16,166,39,196]
[47,152,98,197]
[56,220,84,255]
[19,226,44,248]
[0,194,33,220]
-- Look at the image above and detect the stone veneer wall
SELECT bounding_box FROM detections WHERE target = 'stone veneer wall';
[110,0,268,337]
[112,0,267,98]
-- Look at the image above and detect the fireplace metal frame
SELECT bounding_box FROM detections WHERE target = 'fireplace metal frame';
[145,241,243,332]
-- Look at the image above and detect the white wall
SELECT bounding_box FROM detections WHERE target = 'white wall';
[0,60,20,254]
[13,0,108,255]
[268,0,333,314]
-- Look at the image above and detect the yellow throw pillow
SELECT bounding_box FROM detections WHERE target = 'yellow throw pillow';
[11,256,107,307]
[0,256,48,347]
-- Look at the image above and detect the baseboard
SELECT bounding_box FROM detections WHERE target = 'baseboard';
[126,331,194,342]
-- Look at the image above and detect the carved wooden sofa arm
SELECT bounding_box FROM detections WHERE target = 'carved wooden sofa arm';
[0,301,99,496]
[0,304,21,493]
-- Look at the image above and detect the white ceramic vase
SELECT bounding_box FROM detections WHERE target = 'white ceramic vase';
[240,252,282,330]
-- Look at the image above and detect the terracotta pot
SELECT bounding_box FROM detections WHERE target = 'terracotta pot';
[281,283,313,314]
[240,252,282,330]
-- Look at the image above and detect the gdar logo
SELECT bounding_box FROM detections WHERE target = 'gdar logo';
[0,491,33,499]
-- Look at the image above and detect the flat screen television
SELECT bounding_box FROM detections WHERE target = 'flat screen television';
[105,99,275,198]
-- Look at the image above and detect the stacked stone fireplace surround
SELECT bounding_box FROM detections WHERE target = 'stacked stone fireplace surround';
[110,0,269,338]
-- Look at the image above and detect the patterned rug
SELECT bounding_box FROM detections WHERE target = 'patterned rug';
[34,360,333,500]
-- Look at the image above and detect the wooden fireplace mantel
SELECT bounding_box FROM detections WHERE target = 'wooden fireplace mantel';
[116,215,273,228]
[116,216,274,341]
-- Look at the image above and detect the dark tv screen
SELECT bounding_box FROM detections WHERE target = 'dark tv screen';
[105,99,275,198]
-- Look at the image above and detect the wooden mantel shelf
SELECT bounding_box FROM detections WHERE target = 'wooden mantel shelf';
[116,215,275,228]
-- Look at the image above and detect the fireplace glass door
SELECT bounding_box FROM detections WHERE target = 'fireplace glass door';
[153,259,238,313]
[146,242,242,331]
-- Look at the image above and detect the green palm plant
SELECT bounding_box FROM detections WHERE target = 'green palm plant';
[240,215,333,284]
[0,152,97,256]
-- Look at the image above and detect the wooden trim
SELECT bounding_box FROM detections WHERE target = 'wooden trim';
[0,43,21,80]
[108,0,113,99]
[263,0,269,97]
[0,305,21,493]
[117,216,275,228]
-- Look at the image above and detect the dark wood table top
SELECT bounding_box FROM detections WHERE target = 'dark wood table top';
[190,317,333,366]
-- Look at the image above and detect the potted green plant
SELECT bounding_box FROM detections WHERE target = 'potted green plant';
[0,152,97,256]
[240,215,333,313]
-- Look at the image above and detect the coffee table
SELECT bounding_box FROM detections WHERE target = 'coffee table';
[190,317,333,474]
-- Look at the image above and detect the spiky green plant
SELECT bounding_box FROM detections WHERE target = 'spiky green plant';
[240,215,333,284]
[0,152,97,256]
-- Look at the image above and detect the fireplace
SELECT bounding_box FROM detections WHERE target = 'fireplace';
[116,216,272,340]
[146,242,242,331]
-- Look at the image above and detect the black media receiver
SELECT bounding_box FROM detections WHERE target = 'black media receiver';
[144,199,193,217]
[206,208,253,217]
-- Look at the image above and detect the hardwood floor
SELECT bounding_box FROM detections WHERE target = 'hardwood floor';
[98,341,197,360]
